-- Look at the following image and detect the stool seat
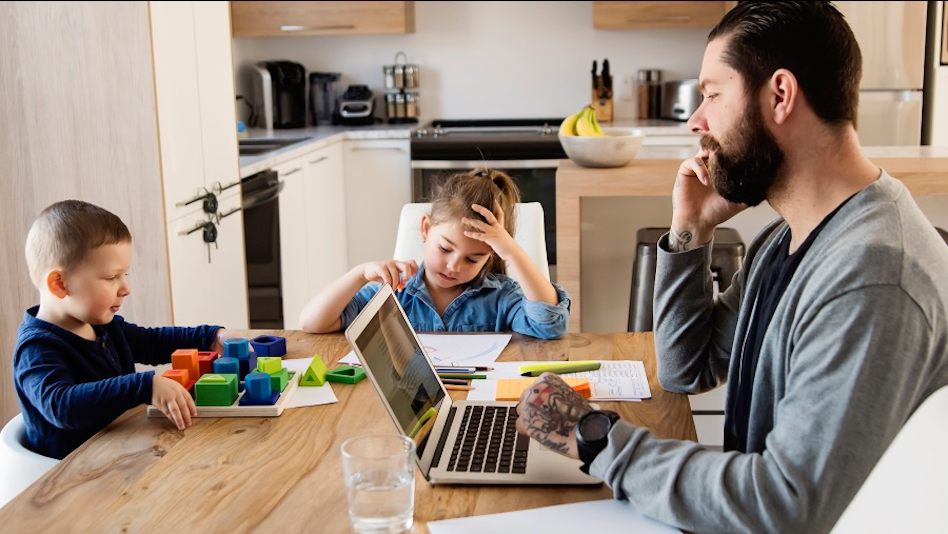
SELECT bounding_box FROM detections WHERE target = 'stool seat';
[628,227,745,332]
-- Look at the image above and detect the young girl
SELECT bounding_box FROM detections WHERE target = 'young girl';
[298,168,570,339]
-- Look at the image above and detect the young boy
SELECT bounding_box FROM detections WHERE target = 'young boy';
[14,200,232,459]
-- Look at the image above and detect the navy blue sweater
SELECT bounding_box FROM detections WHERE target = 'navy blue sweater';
[13,306,221,459]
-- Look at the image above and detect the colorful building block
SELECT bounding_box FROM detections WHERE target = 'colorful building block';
[326,365,367,385]
[194,374,238,406]
[214,356,239,375]
[162,369,190,387]
[223,338,250,360]
[299,355,328,387]
[250,335,286,357]
[171,349,199,381]
[269,368,289,392]
[197,352,219,377]
[238,390,280,406]
[256,356,283,375]
[244,372,273,399]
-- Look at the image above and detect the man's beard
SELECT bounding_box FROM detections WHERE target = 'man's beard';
[700,103,784,206]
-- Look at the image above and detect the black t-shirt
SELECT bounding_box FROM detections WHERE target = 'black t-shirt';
[724,195,856,453]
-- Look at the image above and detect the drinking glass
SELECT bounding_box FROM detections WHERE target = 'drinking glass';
[341,434,416,533]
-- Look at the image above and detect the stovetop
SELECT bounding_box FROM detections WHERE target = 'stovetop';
[410,118,567,161]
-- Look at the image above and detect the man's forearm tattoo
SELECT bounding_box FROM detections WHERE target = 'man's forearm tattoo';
[669,226,693,252]
[521,380,585,453]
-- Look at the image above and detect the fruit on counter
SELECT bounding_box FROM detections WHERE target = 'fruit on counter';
[559,105,605,137]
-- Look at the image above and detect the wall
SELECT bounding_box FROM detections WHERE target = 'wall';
[232,1,710,123]
[0,3,172,426]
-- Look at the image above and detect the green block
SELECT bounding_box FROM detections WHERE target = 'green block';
[299,354,328,387]
[268,368,289,392]
[195,373,238,406]
[256,356,283,375]
[326,365,367,385]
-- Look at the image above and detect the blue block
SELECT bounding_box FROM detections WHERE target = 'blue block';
[214,356,239,375]
[238,391,280,406]
[223,337,250,360]
[245,372,273,400]
[250,335,287,357]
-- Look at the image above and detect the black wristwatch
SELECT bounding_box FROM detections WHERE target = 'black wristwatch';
[575,410,620,474]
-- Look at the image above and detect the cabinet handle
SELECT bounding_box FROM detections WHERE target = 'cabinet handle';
[218,207,241,220]
[308,156,328,165]
[350,146,405,152]
[280,24,356,32]
[627,16,691,23]
[175,189,210,208]
[178,219,211,236]
[282,167,303,176]
[214,180,241,194]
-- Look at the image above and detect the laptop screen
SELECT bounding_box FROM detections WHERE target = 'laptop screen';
[352,291,445,452]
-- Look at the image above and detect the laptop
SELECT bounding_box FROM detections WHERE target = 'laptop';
[344,283,599,485]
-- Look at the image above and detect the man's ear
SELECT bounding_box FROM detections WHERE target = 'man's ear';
[769,68,797,125]
[46,270,68,299]
[420,214,431,242]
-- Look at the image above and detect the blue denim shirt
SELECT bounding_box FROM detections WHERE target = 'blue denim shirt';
[340,264,570,339]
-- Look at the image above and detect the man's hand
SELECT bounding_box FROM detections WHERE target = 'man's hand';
[152,375,197,430]
[515,372,593,459]
[671,151,747,251]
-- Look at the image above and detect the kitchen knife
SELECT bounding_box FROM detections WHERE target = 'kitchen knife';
[602,58,611,90]
[592,60,598,90]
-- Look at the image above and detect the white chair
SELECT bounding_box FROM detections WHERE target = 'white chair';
[392,202,551,283]
[0,413,60,508]
[830,386,948,533]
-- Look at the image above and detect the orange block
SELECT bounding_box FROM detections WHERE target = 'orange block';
[163,369,190,387]
[495,378,592,401]
[172,349,200,380]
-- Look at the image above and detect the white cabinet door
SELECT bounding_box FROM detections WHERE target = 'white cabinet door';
[302,142,348,296]
[166,193,248,328]
[342,139,411,267]
[276,157,308,330]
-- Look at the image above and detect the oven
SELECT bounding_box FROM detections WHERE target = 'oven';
[241,169,285,328]
[410,119,566,271]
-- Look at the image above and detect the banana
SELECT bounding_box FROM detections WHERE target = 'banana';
[575,106,605,137]
[558,108,584,136]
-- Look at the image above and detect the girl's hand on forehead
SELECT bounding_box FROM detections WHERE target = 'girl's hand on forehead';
[462,201,518,260]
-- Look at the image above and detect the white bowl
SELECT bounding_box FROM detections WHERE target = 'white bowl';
[558,128,646,168]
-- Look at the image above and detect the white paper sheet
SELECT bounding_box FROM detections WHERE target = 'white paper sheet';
[282,357,338,409]
[427,499,680,534]
[339,333,512,367]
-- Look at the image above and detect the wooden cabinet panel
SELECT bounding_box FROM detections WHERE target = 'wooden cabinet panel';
[231,1,415,37]
[593,1,727,29]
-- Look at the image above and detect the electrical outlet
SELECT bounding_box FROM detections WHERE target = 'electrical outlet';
[621,76,634,102]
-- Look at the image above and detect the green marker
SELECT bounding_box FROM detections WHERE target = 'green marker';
[408,407,437,438]
[518,361,602,377]
[437,373,487,380]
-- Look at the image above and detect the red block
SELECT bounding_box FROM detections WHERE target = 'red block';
[172,349,200,380]
[163,369,190,387]
[197,352,219,378]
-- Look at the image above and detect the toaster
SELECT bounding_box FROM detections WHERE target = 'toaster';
[337,85,376,125]
[660,79,702,121]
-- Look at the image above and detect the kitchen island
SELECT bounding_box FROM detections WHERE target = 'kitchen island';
[557,145,948,333]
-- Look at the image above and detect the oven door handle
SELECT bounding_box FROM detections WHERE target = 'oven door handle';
[242,180,285,211]
[410,159,561,170]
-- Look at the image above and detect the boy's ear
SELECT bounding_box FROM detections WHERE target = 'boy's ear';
[420,214,431,242]
[46,270,68,299]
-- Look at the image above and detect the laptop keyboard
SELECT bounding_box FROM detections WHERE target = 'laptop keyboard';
[447,405,529,474]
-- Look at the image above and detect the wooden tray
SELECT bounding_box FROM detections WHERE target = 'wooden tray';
[147,371,299,418]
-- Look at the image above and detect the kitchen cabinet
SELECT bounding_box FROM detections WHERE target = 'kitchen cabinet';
[593,1,730,29]
[230,1,415,37]
[276,142,348,330]
[151,1,249,328]
[342,139,412,267]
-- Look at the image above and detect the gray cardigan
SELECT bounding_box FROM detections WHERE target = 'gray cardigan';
[589,171,948,533]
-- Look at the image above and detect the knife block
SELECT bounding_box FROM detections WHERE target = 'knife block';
[591,75,613,123]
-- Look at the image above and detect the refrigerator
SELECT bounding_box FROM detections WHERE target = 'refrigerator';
[836,1,927,146]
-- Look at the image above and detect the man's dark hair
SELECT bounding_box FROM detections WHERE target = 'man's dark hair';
[708,1,862,127]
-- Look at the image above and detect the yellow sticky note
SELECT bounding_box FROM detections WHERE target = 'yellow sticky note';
[496,378,591,401]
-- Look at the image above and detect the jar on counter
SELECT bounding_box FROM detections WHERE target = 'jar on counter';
[405,92,418,118]
[383,66,395,89]
[386,93,398,119]
[637,69,662,119]
[394,92,406,118]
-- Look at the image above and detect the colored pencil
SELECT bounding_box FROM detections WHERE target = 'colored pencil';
[441,379,468,385]
[439,365,495,371]
[438,373,487,380]
[444,384,474,391]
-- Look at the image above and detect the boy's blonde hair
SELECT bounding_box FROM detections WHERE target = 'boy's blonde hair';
[25,200,131,287]
[428,168,520,278]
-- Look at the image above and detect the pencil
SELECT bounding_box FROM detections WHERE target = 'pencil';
[442,365,495,371]
[438,373,487,380]
[444,384,474,391]
[441,379,468,385]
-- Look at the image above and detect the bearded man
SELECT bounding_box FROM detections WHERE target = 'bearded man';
[516,2,948,533]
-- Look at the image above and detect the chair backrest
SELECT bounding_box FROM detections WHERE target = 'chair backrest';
[0,413,60,507]
[392,202,551,283]
[830,385,948,533]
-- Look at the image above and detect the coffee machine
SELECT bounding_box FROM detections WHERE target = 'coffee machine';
[250,61,306,130]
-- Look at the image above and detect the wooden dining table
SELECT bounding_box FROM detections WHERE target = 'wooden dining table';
[0,331,697,533]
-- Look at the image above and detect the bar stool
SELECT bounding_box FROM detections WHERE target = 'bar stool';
[628,227,746,332]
